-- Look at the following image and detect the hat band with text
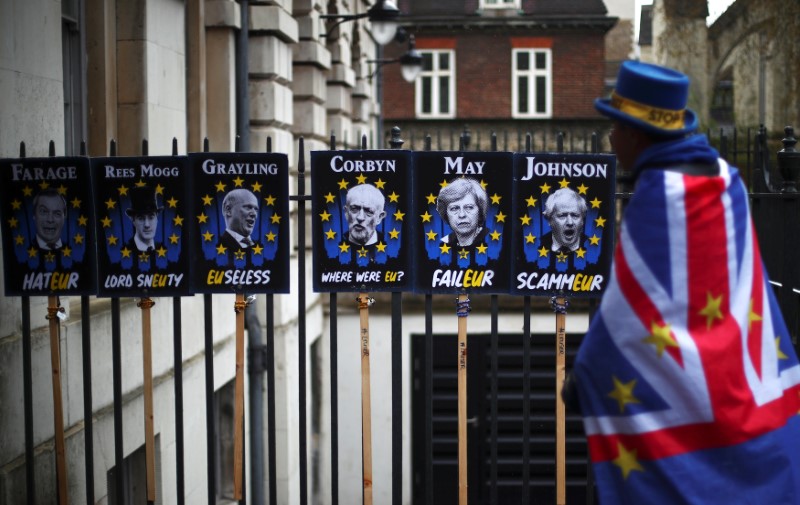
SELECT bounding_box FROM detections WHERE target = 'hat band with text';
[610,91,685,130]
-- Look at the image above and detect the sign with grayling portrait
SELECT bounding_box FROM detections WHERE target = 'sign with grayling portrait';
[311,150,413,292]
[0,156,97,295]
[189,152,290,294]
[511,153,616,297]
[91,156,192,297]
[412,151,513,294]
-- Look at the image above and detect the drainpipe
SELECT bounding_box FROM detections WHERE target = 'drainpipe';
[236,0,251,151]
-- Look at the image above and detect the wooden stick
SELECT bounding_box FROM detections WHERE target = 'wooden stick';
[554,296,568,505]
[233,293,247,500]
[137,297,157,502]
[358,293,374,505]
[456,293,470,505]
[46,296,69,505]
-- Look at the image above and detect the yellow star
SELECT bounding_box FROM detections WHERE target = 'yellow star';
[558,178,570,189]
[479,180,488,190]
[232,176,244,188]
[439,179,449,189]
[169,233,180,245]
[11,199,22,210]
[576,247,586,259]
[337,179,349,190]
[338,242,350,253]
[271,214,281,224]
[520,214,532,225]
[490,193,502,205]
[156,246,167,258]
[495,211,506,223]
[642,321,678,357]
[264,195,276,206]
[590,197,602,209]
[355,174,367,184]
[748,300,762,331]
[251,181,263,192]
[38,181,50,190]
[394,210,405,221]
[138,251,150,263]
[173,215,184,226]
[265,232,276,242]
[389,228,400,239]
[107,234,118,246]
[44,251,56,263]
[476,243,488,255]
[776,337,789,360]
[8,217,19,228]
[538,246,549,257]
[595,216,607,227]
[27,247,37,258]
[320,210,331,222]
[426,193,437,205]
[608,376,640,413]
[324,193,336,203]
[15,235,24,245]
[118,185,130,196]
[202,231,214,242]
[388,192,400,203]
[539,182,551,194]
[325,229,337,240]
[155,184,165,195]
[105,198,116,210]
[101,216,112,228]
[78,215,88,226]
[375,179,386,189]
[699,292,724,329]
[426,230,438,241]
[577,183,589,195]
[22,186,33,197]
[526,195,538,207]
[376,242,387,252]
[70,196,81,208]
[458,249,469,259]
[421,211,432,223]
[525,233,536,244]
[358,247,368,258]
[490,230,501,241]
[613,443,644,480]
[589,234,601,246]
[62,246,72,258]
[234,249,246,261]
[556,251,568,263]
[202,194,214,206]
[167,196,179,208]
[121,247,132,258]
[134,179,147,188]
[439,243,451,254]
[216,243,227,255]
[197,213,208,224]
[73,233,84,245]
[252,244,264,255]
[215,181,226,192]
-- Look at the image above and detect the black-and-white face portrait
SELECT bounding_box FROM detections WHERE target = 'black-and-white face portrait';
[125,185,163,252]
[223,188,259,239]
[543,188,587,252]
[344,183,386,246]
[436,177,488,247]
[32,188,67,250]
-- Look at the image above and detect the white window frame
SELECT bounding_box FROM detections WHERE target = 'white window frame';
[511,48,553,119]
[480,0,521,8]
[415,49,456,119]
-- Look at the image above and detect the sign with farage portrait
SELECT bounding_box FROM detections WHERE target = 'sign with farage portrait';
[512,153,616,297]
[91,156,191,297]
[311,150,413,292]
[0,157,97,296]
[413,151,513,294]
[189,152,290,294]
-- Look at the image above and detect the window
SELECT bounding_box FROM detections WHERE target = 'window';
[512,48,552,118]
[480,0,521,8]
[416,50,456,119]
[107,439,162,504]
[62,0,85,155]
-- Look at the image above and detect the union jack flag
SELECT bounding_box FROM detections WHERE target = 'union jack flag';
[573,159,800,504]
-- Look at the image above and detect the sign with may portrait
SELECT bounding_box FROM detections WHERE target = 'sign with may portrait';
[413,151,513,294]
[189,152,290,294]
[311,150,413,292]
[512,153,616,297]
[0,157,97,295]
[91,156,191,297]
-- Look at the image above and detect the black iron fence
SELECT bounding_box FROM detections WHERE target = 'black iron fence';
[5,124,799,505]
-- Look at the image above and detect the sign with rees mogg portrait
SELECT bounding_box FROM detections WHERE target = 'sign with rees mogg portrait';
[91,156,192,297]
[512,153,616,297]
[189,152,290,294]
[0,156,97,296]
[311,150,413,292]
[413,151,513,294]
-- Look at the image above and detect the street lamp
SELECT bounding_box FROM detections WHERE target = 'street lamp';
[321,0,400,45]
[368,35,423,83]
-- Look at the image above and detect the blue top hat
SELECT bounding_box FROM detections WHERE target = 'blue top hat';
[594,60,698,137]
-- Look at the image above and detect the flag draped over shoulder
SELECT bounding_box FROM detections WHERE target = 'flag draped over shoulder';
[572,156,800,504]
